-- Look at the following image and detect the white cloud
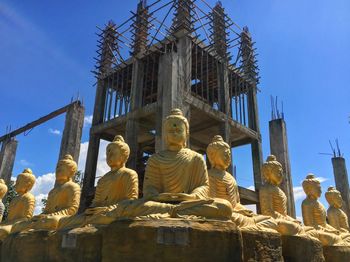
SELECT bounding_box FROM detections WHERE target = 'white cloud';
[78,140,109,185]
[31,172,55,215]
[247,185,255,191]
[317,177,329,183]
[84,115,93,127]
[48,128,61,135]
[19,159,33,166]
[244,204,257,213]
[293,186,305,201]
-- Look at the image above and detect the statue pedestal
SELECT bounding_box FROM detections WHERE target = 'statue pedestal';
[102,219,242,262]
[241,230,283,261]
[281,235,325,262]
[323,246,350,262]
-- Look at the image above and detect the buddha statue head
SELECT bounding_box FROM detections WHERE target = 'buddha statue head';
[15,168,35,195]
[325,186,343,209]
[0,179,8,200]
[261,155,283,186]
[206,135,231,170]
[302,174,321,200]
[56,154,77,185]
[106,135,130,170]
[163,108,189,151]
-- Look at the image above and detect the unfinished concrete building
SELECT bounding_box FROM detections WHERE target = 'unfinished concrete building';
[81,0,264,210]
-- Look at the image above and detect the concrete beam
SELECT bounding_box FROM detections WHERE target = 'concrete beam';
[0,139,18,184]
[59,102,85,163]
[332,157,350,224]
[269,118,296,218]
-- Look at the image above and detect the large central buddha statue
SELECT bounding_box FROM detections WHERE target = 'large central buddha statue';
[325,186,349,233]
[12,155,81,232]
[0,169,35,240]
[206,135,277,231]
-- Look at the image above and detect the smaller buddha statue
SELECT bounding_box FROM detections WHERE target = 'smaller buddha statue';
[58,135,139,229]
[302,174,349,245]
[0,169,35,240]
[0,179,8,222]
[325,186,349,233]
[12,155,80,232]
[207,135,278,232]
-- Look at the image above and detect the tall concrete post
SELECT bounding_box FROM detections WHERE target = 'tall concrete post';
[59,101,85,164]
[0,138,18,184]
[269,118,296,218]
[332,157,350,224]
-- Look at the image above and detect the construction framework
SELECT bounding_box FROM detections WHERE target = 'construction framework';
[81,0,262,211]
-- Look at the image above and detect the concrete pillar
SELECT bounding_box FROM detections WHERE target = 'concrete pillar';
[80,79,107,212]
[155,33,191,152]
[332,157,350,224]
[269,118,296,218]
[125,57,144,170]
[0,139,18,184]
[59,102,85,163]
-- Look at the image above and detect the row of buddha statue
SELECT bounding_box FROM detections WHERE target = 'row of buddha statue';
[0,109,349,247]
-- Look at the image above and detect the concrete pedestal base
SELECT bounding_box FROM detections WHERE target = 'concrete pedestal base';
[323,246,350,262]
[282,235,325,262]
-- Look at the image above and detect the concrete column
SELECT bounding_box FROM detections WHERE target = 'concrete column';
[155,34,191,152]
[59,102,85,163]
[0,139,18,184]
[332,157,350,224]
[125,57,144,170]
[80,79,107,212]
[269,118,296,218]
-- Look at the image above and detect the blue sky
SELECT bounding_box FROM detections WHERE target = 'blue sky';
[0,0,349,217]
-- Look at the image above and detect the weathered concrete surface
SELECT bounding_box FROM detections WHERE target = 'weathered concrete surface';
[59,102,85,164]
[0,139,18,184]
[332,157,350,225]
[323,246,350,262]
[282,235,325,262]
[2,230,53,262]
[102,219,243,262]
[241,230,283,262]
[269,118,296,218]
[48,226,102,262]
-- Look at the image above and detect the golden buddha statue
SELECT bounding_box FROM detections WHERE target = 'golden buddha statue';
[58,135,139,229]
[0,169,35,240]
[259,155,307,235]
[206,136,278,231]
[0,179,8,222]
[325,186,349,232]
[12,155,80,232]
[302,174,349,245]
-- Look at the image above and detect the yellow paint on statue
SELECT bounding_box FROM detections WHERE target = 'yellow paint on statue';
[326,186,350,232]
[12,155,80,232]
[207,136,277,231]
[302,174,350,246]
[0,169,35,239]
[58,135,139,229]
[0,179,8,222]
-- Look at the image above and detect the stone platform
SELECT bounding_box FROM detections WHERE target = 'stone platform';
[0,218,336,262]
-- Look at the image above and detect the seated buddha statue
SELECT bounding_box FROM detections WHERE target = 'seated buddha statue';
[325,186,349,233]
[0,169,35,240]
[0,179,8,222]
[302,174,349,245]
[58,135,139,229]
[206,136,277,231]
[79,109,232,223]
[12,155,81,232]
